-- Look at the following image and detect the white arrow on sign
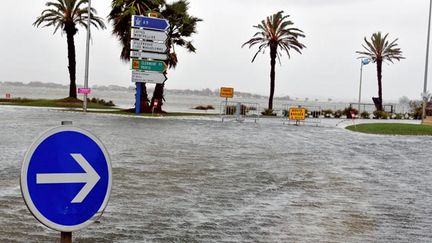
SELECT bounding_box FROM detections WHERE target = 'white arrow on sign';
[132,70,167,84]
[131,28,168,42]
[130,51,168,61]
[131,39,168,53]
[36,153,100,203]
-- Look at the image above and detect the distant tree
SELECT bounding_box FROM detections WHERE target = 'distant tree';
[151,0,202,112]
[398,96,410,105]
[398,96,410,113]
[242,11,305,111]
[357,32,404,111]
[108,0,164,112]
[34,0,106,98]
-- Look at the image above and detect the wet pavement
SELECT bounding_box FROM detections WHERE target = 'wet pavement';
[0,106,431,242]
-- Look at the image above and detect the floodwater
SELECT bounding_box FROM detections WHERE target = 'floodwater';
[1,106,431,242]
[0,83,409,113]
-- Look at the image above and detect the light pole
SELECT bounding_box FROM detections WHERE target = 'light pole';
[83,0,91,112]
[423,0,432,121]
[358,58,370,113]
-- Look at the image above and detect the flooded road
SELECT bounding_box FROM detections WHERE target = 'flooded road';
[1,106,431,242]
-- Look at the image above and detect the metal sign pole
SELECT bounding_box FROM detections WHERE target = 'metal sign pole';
[358,61,363,113]
[61,232,72,243]
[83,0,91,113]
[135,83,141,114]
[423,0,432,121]
[61,121,72,243]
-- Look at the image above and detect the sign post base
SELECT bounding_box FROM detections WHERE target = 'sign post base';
[61,232,72,243]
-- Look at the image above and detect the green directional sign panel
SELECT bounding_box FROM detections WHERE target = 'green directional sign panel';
[131,59,167,72]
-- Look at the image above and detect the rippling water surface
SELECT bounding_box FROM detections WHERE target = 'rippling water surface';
[0,106,431,242]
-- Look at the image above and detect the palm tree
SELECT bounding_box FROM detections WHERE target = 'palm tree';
[151,0,202,112]
[34,0,106,98]
[357,32,404,111]
[242,11,305,111]
[108,0,164,112]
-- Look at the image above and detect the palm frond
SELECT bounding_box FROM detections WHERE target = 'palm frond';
[242,11,306,63]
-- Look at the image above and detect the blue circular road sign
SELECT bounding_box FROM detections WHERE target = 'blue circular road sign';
[20,126,112,232]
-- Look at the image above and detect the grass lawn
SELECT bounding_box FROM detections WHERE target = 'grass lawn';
[0,97,219,117]
[0,97,117,109]
[80,109,219,117]
[346,123,432,136]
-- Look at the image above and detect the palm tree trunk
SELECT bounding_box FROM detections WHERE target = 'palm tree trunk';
[151,55,169,113]
[268,44,277,111]
[152,82,165,113]
[139,83,151,113]
[376,59,383,111]
[66,27,77,99]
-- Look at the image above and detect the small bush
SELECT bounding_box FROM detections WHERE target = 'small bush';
[261,108,276,116]
[194,105,215,110]
[88,97,115,107]
[373,110,389,119]
[409,100,423,119]
[360,111,370,119]
[343,106,358,119]
[393,113,403,120]
[322,109,333,118]
[334,110,343,118]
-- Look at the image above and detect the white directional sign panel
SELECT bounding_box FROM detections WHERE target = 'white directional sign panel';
[130,51,168,60]
[131,39,168,53]
[132,70,167,84]
[132,15,169,31]
[131,28,168,42]
[20,126,112,232]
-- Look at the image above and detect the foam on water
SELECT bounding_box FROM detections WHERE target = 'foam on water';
[1,106,431,242]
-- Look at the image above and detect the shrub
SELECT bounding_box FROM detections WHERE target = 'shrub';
[409,100,422,119]
[261,108,276,116]
[343,106,358,119]
[334,110,343,118]
[88,97,115,107]
[194,105,215,110]
[322,109,333,118]
[393,113,403,120]
[360,111,370,119]
[373,110,389,119]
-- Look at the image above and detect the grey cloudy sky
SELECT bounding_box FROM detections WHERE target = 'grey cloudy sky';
[0,0,430,101]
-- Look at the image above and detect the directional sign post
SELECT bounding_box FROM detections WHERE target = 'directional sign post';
[131,39,168,53]
[21,126,112,233]
[131,58,167,72]
[130,51,168,61]
[131,28,168,42]
[132,70,167,84]
[131,15,170,114]
[132,15,169,31]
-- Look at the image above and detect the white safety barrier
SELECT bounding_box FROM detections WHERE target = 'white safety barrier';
[282,104,322,126]
[220,101,260,122]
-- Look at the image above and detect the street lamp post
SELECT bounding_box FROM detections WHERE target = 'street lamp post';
[423,0,432,121]
[83,0,91,112]
[358,58,370,113]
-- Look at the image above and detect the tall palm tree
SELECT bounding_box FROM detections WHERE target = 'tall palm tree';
[108,0,164,112]
[242,11,305,111]
[357,32,404,111]
[151,0,202,112]
[34,0,106,98]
